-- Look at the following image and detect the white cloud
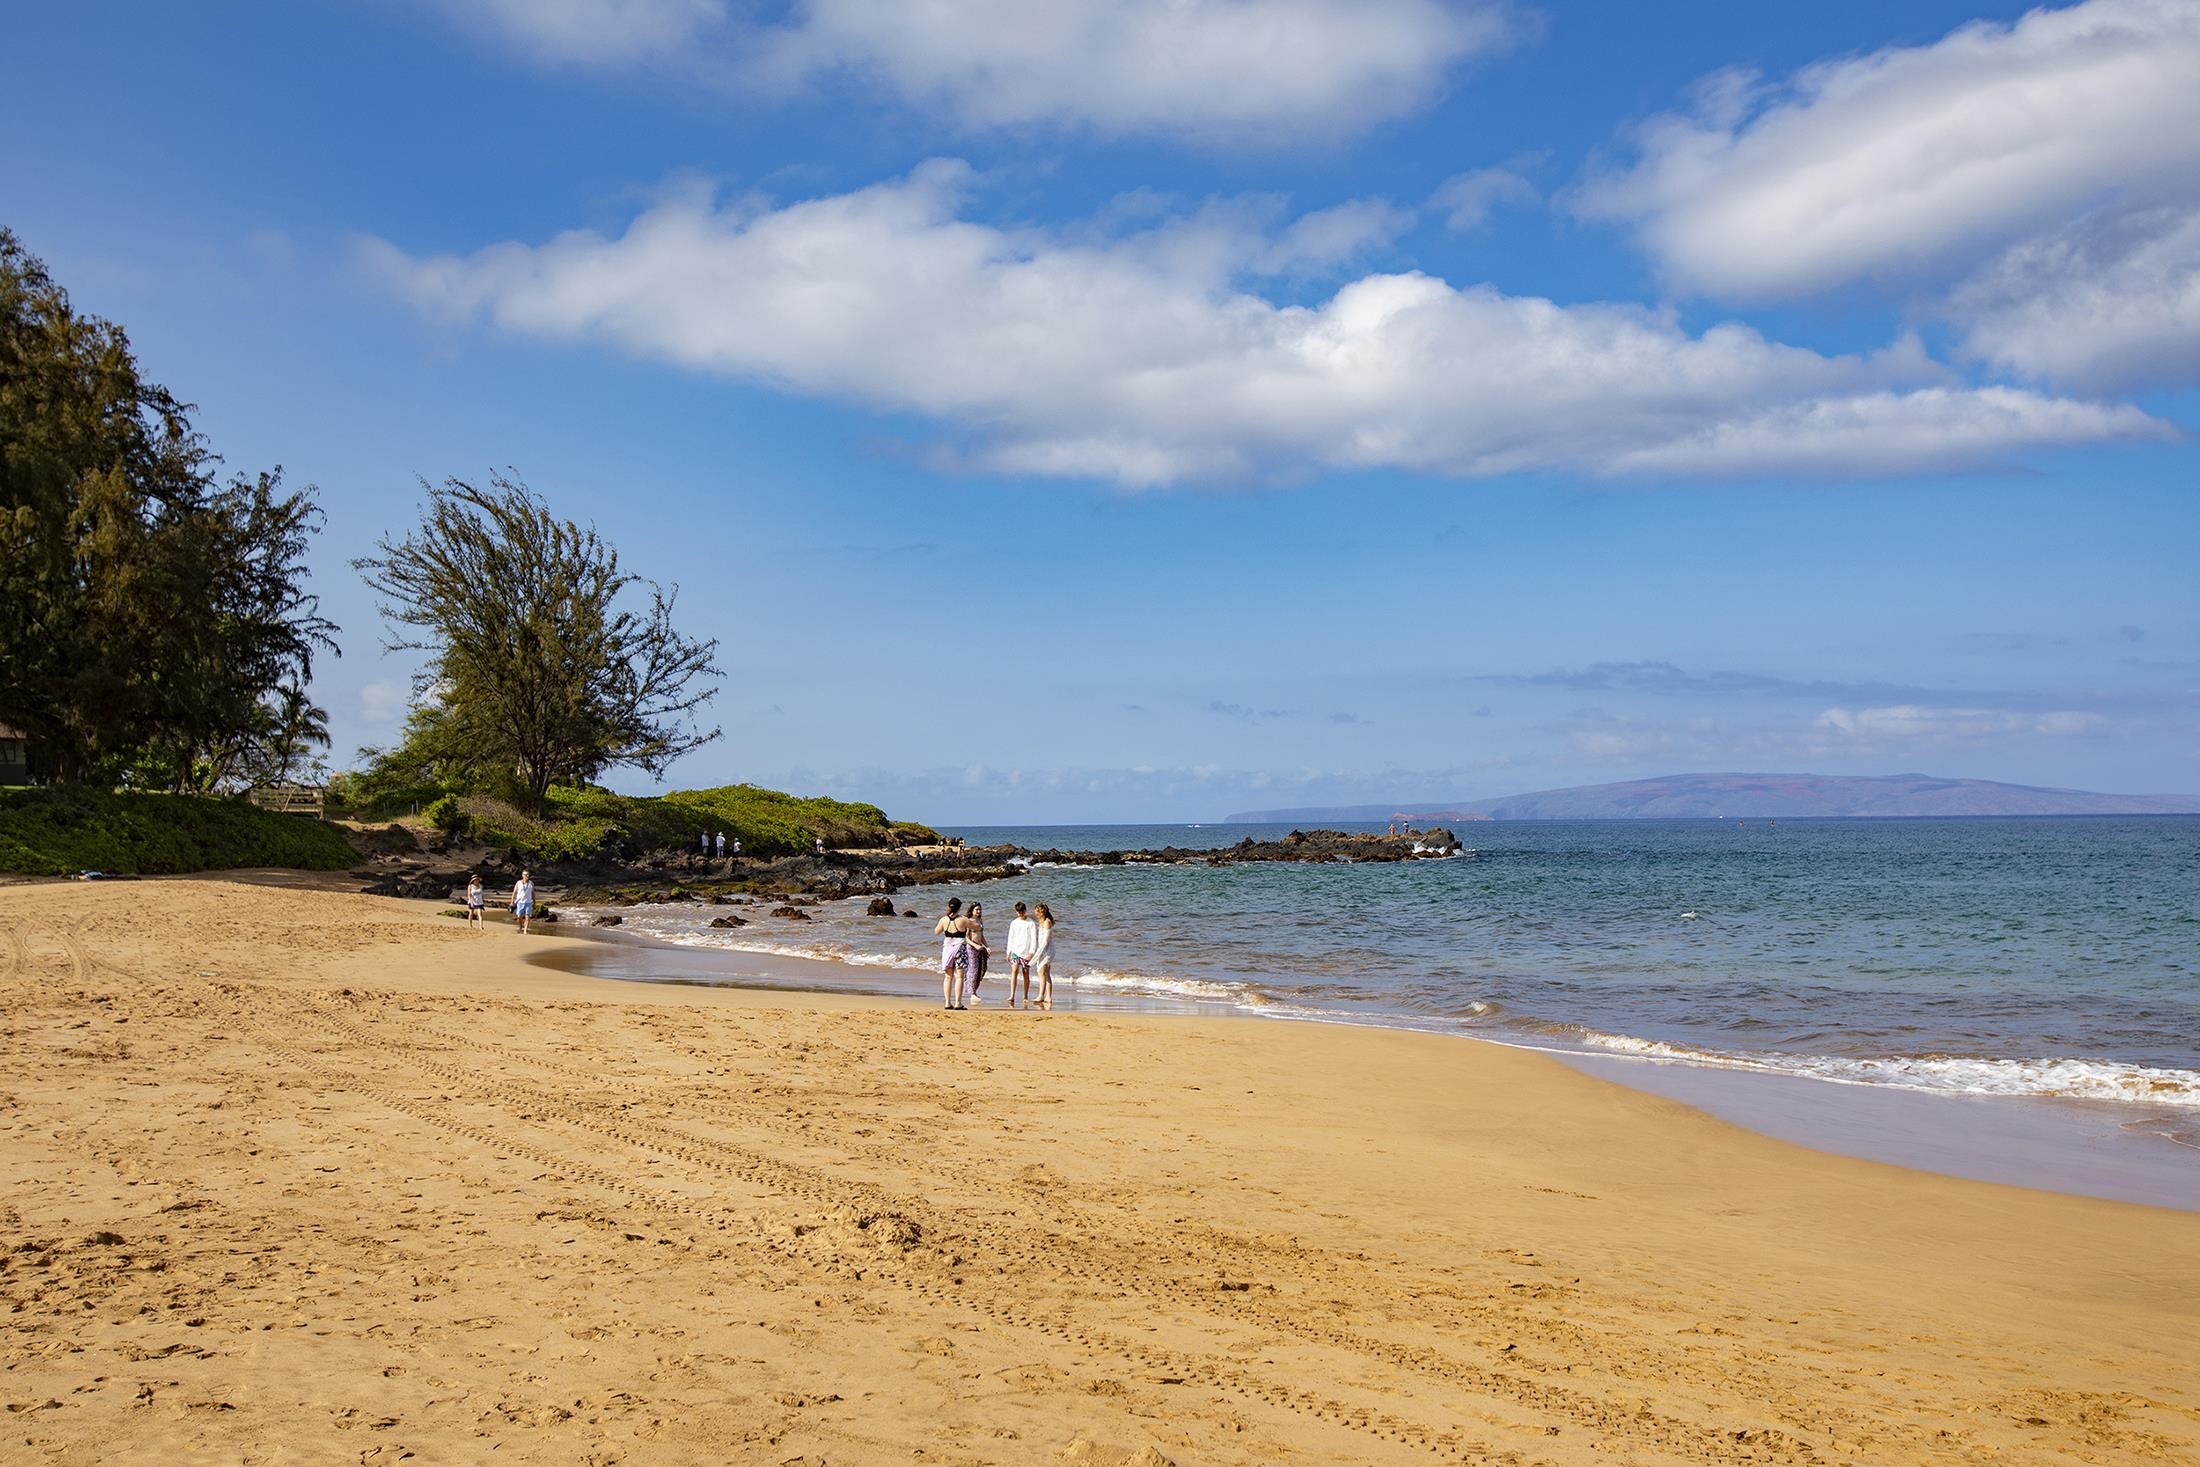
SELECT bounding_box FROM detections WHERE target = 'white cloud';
[1431,164,1536,232]
[1952,200,2200,390]
[1255,199,1417,274]
[434,0,1510,140]
[441,0,724,64]
[1814,705,2108,743]
[1561,704,2111,767]
[1575,0,2200,298]
[361,162,2169,488]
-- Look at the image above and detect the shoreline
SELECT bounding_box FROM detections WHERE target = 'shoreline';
[7,875,2198,1465]
[540,916,2200,1212]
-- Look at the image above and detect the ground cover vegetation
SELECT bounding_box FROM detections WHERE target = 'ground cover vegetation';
[409,783,933,862]
[0,786,357,876]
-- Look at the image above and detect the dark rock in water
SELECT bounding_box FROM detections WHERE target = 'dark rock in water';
[494,824,1458,916]
[902,908,919,917]
[1018,827,1462,868]
[591,914,624,927]
[535,908,557,923]
[709,914,747,928]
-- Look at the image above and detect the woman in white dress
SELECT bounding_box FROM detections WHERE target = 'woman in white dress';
[1031,904,1056,1009]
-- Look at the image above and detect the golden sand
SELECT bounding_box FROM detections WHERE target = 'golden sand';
[3,877,2195,1465]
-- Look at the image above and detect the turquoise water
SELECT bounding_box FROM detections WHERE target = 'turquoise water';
[580,817,2200,1119]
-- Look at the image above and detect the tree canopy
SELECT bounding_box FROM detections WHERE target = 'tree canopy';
[354,474,720,811]
[0,228,336,787]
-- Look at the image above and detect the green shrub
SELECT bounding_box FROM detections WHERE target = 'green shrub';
[462,796,617,862]
[579,782,909,857]
[0,787,359,876]
[423,793,472,837]
[325,768,451,822]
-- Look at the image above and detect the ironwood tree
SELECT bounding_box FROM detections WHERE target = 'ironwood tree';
[0,227,336,786]
[354,474,720,812]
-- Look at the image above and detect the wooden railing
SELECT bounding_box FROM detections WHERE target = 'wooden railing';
[246,785,326,817]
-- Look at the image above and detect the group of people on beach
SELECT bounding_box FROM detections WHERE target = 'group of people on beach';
[462,871,536,935]
[457,866,1057,1015]
[933,897,1055,1010]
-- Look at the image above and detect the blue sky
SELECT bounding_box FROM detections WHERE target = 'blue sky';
[7,0,2197,821]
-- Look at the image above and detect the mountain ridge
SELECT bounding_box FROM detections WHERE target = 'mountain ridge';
[1224,772,2200,822]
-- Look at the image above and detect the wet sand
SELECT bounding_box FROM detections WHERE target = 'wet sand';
[1556,1051,2200,1211]
[3,876,2197,1465]
[548,919,2200,1211]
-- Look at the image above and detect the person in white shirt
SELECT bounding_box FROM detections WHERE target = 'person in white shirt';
[1005,902,1039,1008]
[1031,904,1056,1009]
[511,870,536,935]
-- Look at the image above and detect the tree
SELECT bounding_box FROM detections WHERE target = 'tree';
[0,228,336,784]
[259,682,331,786]
[354,474,720,811]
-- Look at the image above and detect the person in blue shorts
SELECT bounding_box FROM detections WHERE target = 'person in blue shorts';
[511,869,536,935]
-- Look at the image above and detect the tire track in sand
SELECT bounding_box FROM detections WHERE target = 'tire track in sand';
[368,998,1841,1463]
[75,937,1845,1466]
[226,989,1517,1464]
[223,977,1831,1465]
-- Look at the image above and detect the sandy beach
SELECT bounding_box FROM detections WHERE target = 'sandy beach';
[4,877,2196,1466]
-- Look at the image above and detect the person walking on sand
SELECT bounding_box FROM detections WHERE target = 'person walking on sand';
[1005,901,1038,1008]
[511,870,536,935]
[465,874,485,929]
[962,902,991,1006]
[1032,904,1056,1008]
[934,897,969,1010]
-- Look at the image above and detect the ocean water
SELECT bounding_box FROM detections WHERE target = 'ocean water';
[573,817,2200,1128]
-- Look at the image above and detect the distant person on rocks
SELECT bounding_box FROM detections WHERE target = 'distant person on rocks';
[465,874,485,929]
[814,835,825,857]
[1006,902,1038,1008]
[714,831,725,859]
[700,831,710,856]
[511,870,536,935]
[1032,904,1056,1009]
[934,897,969,1010]
[732,836,741,858]
[962,902,990,1005]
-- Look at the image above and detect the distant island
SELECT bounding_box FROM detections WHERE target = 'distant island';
[1226,772,2200,822]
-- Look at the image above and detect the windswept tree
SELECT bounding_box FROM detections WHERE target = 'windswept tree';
[355,474,720,811]
[0,228,336,784]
